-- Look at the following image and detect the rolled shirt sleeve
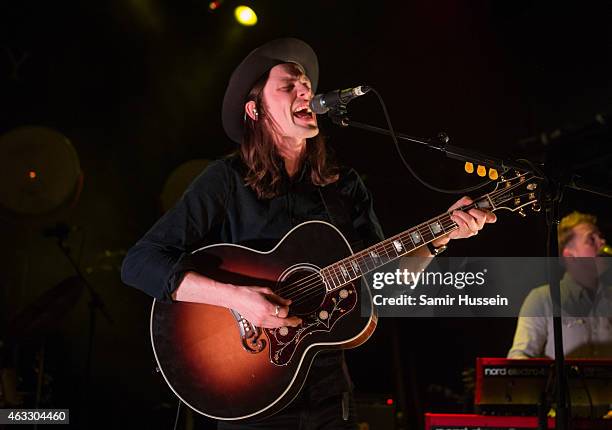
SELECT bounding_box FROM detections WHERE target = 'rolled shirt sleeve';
[508,286,549,358]
[121,160,230,302]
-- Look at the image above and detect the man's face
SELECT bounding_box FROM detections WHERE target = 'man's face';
[563,222,606,258]
[260,63,318,141]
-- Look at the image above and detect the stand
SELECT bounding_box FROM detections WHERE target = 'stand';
[326,105,612,430]
[46,224,113,424]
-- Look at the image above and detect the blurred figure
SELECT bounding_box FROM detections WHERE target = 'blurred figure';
[508,211,612,358]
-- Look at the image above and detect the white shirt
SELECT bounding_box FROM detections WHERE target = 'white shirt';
[508,272,612,358]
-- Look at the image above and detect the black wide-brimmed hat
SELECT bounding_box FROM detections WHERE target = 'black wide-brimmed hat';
[222,38,319,144]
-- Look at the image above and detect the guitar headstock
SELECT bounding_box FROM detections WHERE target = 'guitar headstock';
[487,171,543,216]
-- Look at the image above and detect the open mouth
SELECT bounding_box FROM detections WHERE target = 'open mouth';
[293,106,314,121]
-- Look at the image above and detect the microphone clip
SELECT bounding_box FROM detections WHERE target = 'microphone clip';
[328,104,350,127]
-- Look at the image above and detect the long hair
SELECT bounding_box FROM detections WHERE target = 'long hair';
[239,65,339,199]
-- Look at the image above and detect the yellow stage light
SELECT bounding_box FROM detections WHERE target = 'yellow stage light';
[235,6,257,26]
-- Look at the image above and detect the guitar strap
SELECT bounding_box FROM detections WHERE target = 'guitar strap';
[318,184,365,253]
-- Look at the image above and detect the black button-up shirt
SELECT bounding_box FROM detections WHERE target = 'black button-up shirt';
[121,154,384,302]
[120,154,384,402]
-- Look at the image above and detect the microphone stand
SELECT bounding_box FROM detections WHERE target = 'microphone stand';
[47,225,113,424]
[328,107,612,430]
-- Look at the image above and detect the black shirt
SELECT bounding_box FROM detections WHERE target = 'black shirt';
[120,154,384,400]
[121,154,384,302]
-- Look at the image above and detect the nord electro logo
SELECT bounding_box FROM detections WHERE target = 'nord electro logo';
[483,367,547,377]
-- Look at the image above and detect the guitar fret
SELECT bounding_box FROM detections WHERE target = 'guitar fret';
[437,217,447,234]
[385,242,397,260]
[321,203,488,291]
[350,259,361,276]
[318,174,542,292]
[357,257,369,274]
[338,264,349,283]
[401,233,414,251]
[332,266,343,285]
[330,266,341,286]
[330,268,340,289]
[419,225,432,243]
[339,263,350,280]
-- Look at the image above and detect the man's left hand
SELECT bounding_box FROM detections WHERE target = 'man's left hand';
[432,196,496,247]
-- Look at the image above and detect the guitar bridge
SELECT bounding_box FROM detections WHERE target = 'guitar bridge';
[230,309,266,353]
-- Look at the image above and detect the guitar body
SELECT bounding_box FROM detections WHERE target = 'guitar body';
[151,221,377,422]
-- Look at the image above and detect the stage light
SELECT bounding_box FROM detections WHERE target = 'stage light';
[234,5,257,26]
[209,1,221,11]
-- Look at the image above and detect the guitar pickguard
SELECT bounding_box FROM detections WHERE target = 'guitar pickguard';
[264,283,358,366]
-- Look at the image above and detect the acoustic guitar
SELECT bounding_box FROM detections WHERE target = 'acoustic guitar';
[151,171,541,422]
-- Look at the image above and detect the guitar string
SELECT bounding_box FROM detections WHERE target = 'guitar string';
[276,212,458,299]
[292,188,528,305]
[276,181,533,303]
[286,192,534,307]
[278,183,532,304]
[279,211,462,303]
[289,186,533,307]
[273,195,483,298]
[290,220,460,307]
[273,179,535,304]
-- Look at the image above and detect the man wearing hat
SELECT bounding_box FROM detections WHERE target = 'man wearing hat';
[122,38,495,428]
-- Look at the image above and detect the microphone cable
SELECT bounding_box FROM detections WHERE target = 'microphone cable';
[368,86,495,195]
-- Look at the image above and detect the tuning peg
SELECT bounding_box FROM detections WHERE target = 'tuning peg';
[518,208,526,217]
[477,165,486,177]
[531,203,541,212]
[488,168,498,180]
[464,162,474,174]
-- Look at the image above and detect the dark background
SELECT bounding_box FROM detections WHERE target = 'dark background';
[1,1,611,428]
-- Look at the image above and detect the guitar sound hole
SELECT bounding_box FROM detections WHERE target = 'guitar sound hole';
[279,269,326,316]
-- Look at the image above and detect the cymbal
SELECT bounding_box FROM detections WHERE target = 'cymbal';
[6,276,84,341]
[0,126,82,215]
[160,159,211,212]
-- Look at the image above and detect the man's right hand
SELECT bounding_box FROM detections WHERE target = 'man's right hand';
[173,272,302,329]
[230,286,302,329]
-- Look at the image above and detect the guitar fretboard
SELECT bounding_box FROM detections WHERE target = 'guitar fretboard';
[320,197,492,291]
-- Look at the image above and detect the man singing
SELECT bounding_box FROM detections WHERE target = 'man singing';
[122,38,495,429]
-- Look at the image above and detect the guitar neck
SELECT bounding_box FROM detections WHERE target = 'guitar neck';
[320,194,494,291]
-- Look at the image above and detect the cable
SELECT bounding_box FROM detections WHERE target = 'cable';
[369,87,496,194]
[173,399,182,430]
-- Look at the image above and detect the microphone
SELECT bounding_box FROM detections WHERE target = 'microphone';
[309,85,370,114]
[599,244,612,256]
